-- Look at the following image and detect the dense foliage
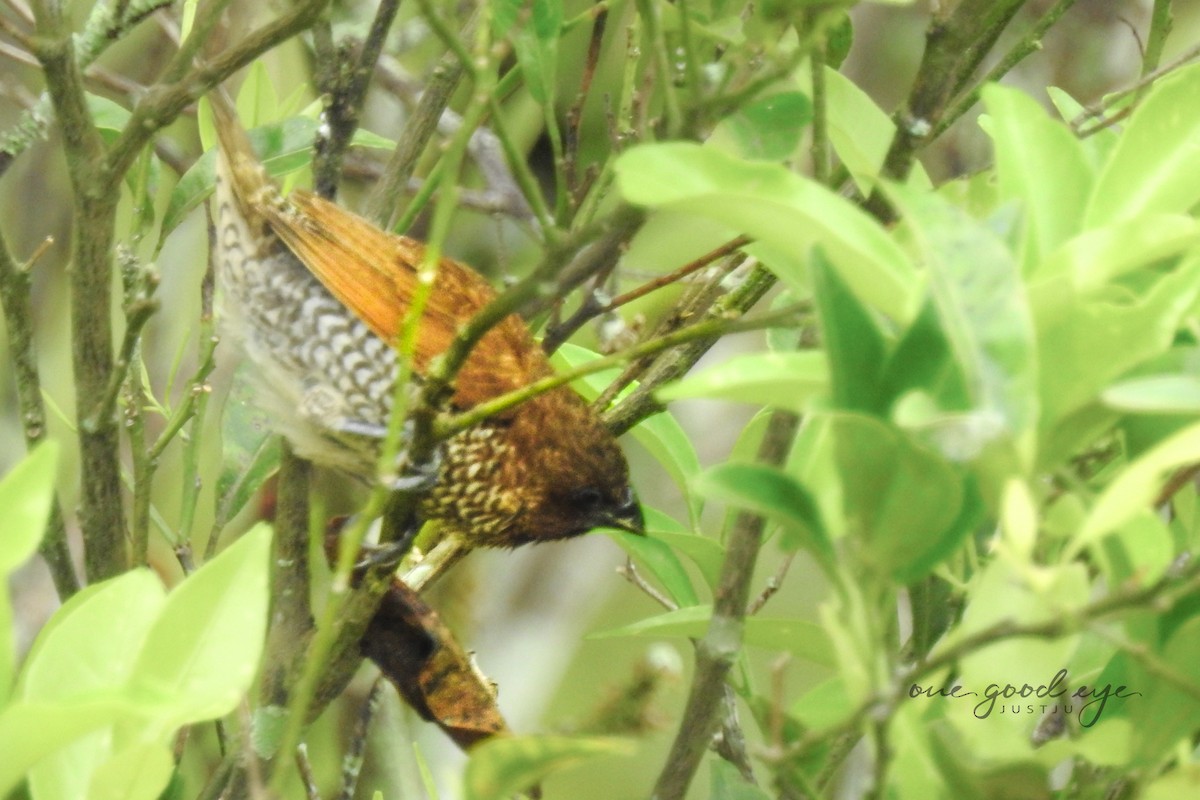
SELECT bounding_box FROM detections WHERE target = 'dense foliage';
[3,1,1200,799]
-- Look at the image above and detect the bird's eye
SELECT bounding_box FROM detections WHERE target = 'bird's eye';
[569,486,605,511]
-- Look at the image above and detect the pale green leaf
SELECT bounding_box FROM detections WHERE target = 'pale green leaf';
[129,524,271,730]
[1071,420,1200,556]
[463,735,635,800]
[0,440,59,576]
[1102,375,1200,414]
[980,83,1093,272]
[591,605,835,666]
[822,66,931,194]
[1085,61,1200,226]
[615,143,919,323]
[887,182,1038,446]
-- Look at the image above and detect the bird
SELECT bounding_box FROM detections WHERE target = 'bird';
[207,93,643,551]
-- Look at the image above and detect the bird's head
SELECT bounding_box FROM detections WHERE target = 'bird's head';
[427,385,643,548]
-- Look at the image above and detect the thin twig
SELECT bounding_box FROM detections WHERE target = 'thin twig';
[618,558,679,611]
[0,227,77,596]
[747,553,795,616]
[543,234,752,353]
[337,677,386,800]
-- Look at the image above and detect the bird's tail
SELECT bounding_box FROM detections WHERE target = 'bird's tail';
[207,88,283,227]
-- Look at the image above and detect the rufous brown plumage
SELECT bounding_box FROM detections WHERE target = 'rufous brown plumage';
[208,95,642,547]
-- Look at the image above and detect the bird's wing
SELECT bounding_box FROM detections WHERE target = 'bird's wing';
[265,190,549,408]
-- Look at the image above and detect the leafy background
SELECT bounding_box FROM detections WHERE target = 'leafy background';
[6,1,1200,799]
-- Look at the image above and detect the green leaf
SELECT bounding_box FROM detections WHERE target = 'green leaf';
[591,605,835,666]
[1033,213,1200,286]
[1103,374,1200,414]
[718,91,812,161]
[0,440,59,575]
[831,413,970,581]
[657,351,828,412]
[822,66,931,194]
[1070,420,1200,557]
[710,758,773,799]
[1086,61,1200,226]
[615,142,919,323]
[463,735,635,800]
[129,523,271,731]
[19,570,167,800]
[693,462,830,563]
[811,248,888,415]
[86,742,174,800]
[601,527,699,608]
[510,0,562,105]
[651,529,725,590]
[215,371,282,528]
[878,297,969,418]
[1129,617,1200,765]
[1032,251,1200,449]
[980,84,1093,273]
[886,182,1038,453]
[0,697,142,799]
[21,570,165,703]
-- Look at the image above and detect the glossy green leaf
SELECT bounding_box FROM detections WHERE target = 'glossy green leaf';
[0,440,63,711]
[1086,61,1200,226]
[651,529,725,590]
[1129,617,1200,765]
[0,698,139,798]
[20,570,167,800]
[1034,214,1199,288]
[811,248,888,415]
[130,523,271,731]
[0,440,59,575]
[657,351,828,412]
[981,84,1092,273]
[887,182,1038,450]
[719,91,812,160]
[693,462,830,563]
[878,297,968,418]
[1032,251,1200,444]
[21,570,165,703]
[1102,375,1200,414]
[822,66,930,194]
[86,742,174,800]
[615,143,919,323]
[463,735,635,800]
[831,413,970,581]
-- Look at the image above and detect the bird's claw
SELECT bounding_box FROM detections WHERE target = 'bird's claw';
[386,442,442,493]
[355,536,417,572]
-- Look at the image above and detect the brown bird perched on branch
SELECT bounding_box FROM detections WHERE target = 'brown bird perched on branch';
[208,94,643,550]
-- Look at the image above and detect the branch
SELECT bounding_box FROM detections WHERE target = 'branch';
[866,0,1026,218]
[104,0,332,181]
[652,411,800,800]
[31,0,129,580]
[0,228,78,597]
[437,302,807,440]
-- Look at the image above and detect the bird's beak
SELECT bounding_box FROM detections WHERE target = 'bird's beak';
[603,487,645,535]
